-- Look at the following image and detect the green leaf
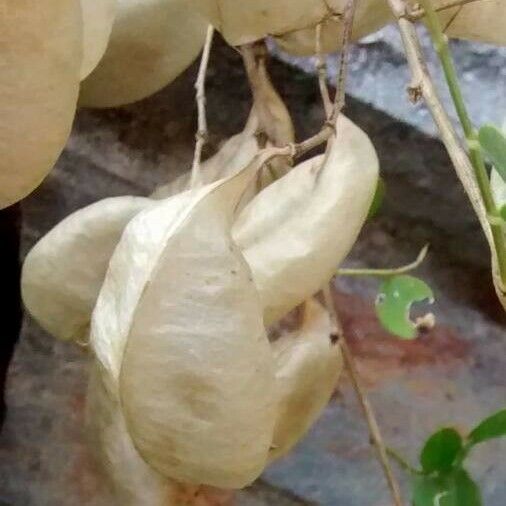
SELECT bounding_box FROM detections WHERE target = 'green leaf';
[412,470,482,506]
[420,428,463,474]
[500,205,506,222]
[479,124,506,182]
[468,408,506,446]
[375,275,434,339]
[367,176,385,220]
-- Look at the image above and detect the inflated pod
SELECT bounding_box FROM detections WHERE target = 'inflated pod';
[79,0,117,79]
[79,0,208,108]
[275,0,392,56]
[436,0,506,47]
[22,197,151,343]
[0,0,82,209]
[233,115,379,325]
[86,362,174,506]
[269,298,343,460]
[189,0,330,46]
[90,165,277,488]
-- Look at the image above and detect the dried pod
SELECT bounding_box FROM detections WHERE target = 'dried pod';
[86,363,173,506]
[275,1,391,56]
[435,0,506,46]
[90,165,277,488]
[79,0,208,108]
[22,197,151,343]
[233,115,379,325]
[269,298,343,460]
[0,0,81,209]
[189,0,332,46]
[80,0,117,79]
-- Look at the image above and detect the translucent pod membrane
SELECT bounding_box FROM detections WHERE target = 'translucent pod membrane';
[275,0,391,56]
[79,0,117,79]
[22,197,151,343]
[79,0,208,108]
[438,0,506,46]
[234,115,379,326]
[269,298,343,460]
[91,164,278,488]
[0,0,82,209]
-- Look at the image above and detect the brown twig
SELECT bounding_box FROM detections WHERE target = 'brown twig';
[190,25,214,189]
[322,283,404,506]
[407,0,480,21]
[315,23,333,119]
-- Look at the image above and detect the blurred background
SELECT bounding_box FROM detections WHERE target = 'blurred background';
[0,27,505,505]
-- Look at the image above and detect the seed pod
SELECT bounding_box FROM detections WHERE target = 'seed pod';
[86,362,173,506]
[91,165,277,488]
[0,0,81,209]
[491,169,506,213]
[189,0,331,46]
[79,0,208,108]
[22,197,151,343]
[437,0,506,46]
[269,298,343,460]
[234,115,379,325]
[275,1,391,56]
[80,0,117,79]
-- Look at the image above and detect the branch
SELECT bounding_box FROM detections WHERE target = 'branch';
[315,23,333,119]
[407,0,481,21]
[322,283,404,506]
[385,0,506,292]
[190,25,214,189]
[338,244,429,277]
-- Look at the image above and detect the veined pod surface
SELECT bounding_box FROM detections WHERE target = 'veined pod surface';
[275,0,391,56]
[90,163,277,488]
[234,115,379,325]
[0,0,82,209]
[436,0,506,46]
[22,197,152,343]
[79,0,117,79]
[269,298,343,460]
[79,0,208,108]
[87,362,174,506]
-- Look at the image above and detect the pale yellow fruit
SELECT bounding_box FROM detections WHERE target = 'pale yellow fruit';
[439,0,506,46]
[275,0,392,56]
[79,0,208,108]
[86,362,173,506]
[0,0,82,209]
[22,197,151,342]
[91,163,277,488]
[269,298,343,460]
[234,115,379,325]
[80,0,117,79]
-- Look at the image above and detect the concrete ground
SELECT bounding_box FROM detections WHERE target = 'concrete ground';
[0,34,505,505]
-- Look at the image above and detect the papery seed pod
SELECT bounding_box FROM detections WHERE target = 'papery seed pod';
[86,362,174,506]
[90,163,277,488]
[233,115,379,325]
[80,0,117,79]
[189,0,332,47]
[269,298,343,460]
[434,0,506,46]
[275,0,391,56]
[22,197,151,343]
[79,0,208,108]
[0,0,82,209]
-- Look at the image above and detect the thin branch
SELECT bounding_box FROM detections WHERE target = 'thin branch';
[385,0,506,291]
[386,447,424,475]
[338,244,429,277]
[315,23,333,119]
[322,283,404,506]
[407,0,480,21]
[190,25,214,189]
